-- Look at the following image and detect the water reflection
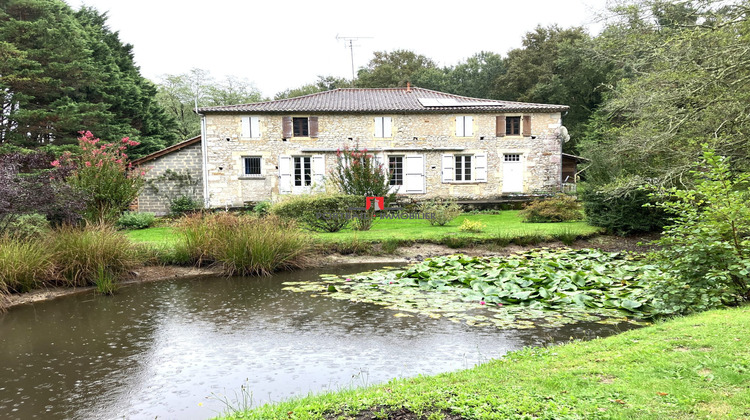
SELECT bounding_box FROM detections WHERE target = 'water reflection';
[0,264,635,419]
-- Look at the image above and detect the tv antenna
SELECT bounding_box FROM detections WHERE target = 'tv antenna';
[336,35,373,81]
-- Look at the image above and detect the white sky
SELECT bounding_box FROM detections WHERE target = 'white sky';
[66,0,607,98]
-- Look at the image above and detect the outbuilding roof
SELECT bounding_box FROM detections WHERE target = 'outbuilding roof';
[197,87,568,114]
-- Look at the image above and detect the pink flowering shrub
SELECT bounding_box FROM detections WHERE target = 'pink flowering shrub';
[65,131,145,225]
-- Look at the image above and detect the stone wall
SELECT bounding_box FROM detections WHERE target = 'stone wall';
[136,142,204,215]
[202,112,564,208]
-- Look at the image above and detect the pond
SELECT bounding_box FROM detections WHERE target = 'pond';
[0,264,638,419]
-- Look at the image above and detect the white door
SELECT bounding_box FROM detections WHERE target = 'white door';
[502,154,523,193]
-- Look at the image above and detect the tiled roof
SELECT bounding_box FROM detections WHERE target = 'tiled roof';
[197,87,568,113]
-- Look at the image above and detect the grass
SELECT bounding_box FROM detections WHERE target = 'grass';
[218,306,750,419]
[0,236,55,294]
[126,211,601,249]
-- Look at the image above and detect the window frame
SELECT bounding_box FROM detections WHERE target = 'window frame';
[242,156,262,177]
[292,117,309,137]
[293,156,312,187]
[506,116,521,136]
[388,155,404,186]
[454,154,473,182]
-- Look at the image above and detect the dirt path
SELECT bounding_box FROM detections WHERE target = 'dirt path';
[3,234,658,310]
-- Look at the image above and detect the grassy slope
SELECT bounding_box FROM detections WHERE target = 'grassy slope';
[126,212,600,245]
[220,306,750,419]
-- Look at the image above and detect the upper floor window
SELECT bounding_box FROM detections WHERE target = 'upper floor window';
[374,117,392,138]
[241,116,260,138]
[282,116,319,138]
[506,117,521,136]
[455,116,474,137]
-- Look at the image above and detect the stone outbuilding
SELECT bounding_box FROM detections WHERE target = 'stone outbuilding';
[133,86,571,213]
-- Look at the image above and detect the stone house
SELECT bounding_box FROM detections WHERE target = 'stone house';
[134,86,570,214]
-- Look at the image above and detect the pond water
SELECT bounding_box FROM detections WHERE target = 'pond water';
[0,264,637,419]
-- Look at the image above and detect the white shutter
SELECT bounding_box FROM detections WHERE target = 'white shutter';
[474,153,487,182]
[374,117,383,138]
[312,154,325,191]
[250,116,260,138]
[455,116,464,137]
[442,154,454,182]
[465,116,473,136]
[383,116,392,137]
[374,153,385,174]
[279,155,292,194]
[404,155,425,194]
[241,116,250,138]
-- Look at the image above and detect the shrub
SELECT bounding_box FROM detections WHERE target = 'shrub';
[170,195,202,216]
[49,225,140,291]
[4,213,50,239]
[0,236,55,293]
[648,147,750,315]
[65,131,145,225]
[520,194,582,223]
[581,179,668,235]
[351,214,374,231]
[117,212,156,230]
[458,219,485,233]
[330,145,394,199]
[251,201,272,217]
[272,194,363,232]
[420,199,462,226]
[175,212,312,275]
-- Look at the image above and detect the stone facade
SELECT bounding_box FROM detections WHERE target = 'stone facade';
[202,112,564,208]
[136,142,204,215]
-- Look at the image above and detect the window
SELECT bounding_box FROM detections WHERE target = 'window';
[243,156,261,176]
[388,156,403,186]
[294,156,311,187]
[292,118,308,137]
[454,155,472,181]
[455,116,474,137]
[374,116,392,138]
[506,117,521,136]
[504,154,521,162]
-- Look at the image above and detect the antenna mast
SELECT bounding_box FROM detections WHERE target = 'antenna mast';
[336,35,373,81]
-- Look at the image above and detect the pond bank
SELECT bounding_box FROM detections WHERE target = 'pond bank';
[2,234,657,310]
[219,305,750,419]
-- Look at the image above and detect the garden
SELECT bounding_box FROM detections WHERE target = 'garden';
[1,135,748,419]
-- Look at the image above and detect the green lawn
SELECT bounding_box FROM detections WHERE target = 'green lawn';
[125,212,600,246]
[219,306,750,419]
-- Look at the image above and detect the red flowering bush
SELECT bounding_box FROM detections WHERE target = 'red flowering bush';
[64,131,145,225]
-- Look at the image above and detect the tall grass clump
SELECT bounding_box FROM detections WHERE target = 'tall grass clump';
[176,212,312,276]
[49,225,140,293]
[0,236,55,294]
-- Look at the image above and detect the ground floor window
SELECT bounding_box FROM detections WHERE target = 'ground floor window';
[294,156,311,186]
[388,155,403,186]
[243,156,261,175]
[455,155,472,181]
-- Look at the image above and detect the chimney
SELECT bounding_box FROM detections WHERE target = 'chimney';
[406,81,411,93]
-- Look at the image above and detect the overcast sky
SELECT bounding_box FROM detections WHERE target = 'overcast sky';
[66,0,607,98]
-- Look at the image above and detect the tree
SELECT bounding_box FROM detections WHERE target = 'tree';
[356,50,438,88]
[445,51,505,99]
[274,76,351,100]
[156,68,264,139]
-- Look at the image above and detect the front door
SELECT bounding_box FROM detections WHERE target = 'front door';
[502,154,523,193]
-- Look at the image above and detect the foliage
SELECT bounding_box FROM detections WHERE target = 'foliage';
[65,131,144,225]
[156,68,265,140]
[251,201,272,217]
[0,1,176,154]
[271,194,364,232]
[0,235,54,294]
[356,50,438,88]
[419,199,462,226]
[649,147,750,314]
[3,213,50,239]
[274,76,352,100]
[458,219,485,233]
[48,225,140,290]
[175,212,311,275]
[330,146,394,199]
[0,149,85,229]
[117,212,156,230]
[169,194,202,217]
[519,194,582,223]
[581,179,668,235]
